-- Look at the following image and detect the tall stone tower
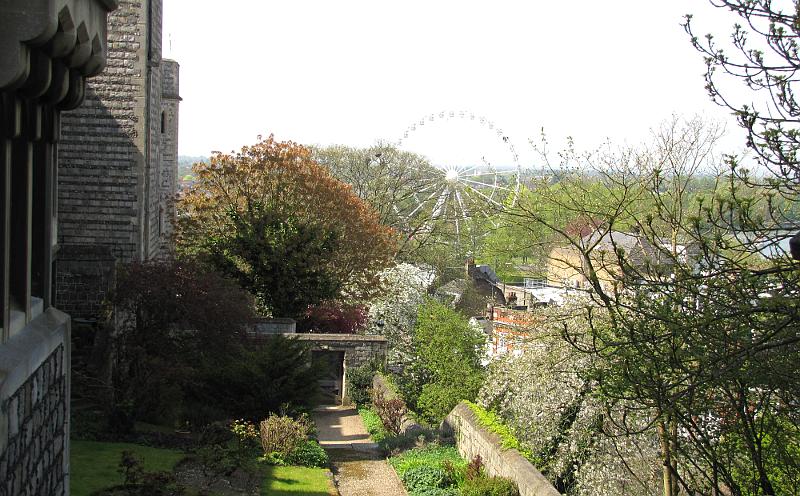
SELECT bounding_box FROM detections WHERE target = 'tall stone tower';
[56,0,180,319]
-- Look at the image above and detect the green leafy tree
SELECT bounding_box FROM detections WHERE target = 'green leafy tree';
[177,135,397,318]
[400,298,485,422]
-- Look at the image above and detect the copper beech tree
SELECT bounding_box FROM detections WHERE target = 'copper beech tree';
[177,135,397,318]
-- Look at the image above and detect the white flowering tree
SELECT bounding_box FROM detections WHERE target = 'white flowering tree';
[479,302,662,495]
[366,263,436,368]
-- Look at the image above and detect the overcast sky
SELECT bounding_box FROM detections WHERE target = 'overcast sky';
[163,1,751,168]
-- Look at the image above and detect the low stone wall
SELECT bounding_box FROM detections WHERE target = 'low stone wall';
[443,402,561,496]
[289,334,387,370]
[250,318,296,335]
[371,373,423,436]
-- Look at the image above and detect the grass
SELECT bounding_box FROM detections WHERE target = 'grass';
[261,465,335,495]
[70,440,187,496]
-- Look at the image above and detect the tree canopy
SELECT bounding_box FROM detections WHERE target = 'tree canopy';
[177,135,397,318]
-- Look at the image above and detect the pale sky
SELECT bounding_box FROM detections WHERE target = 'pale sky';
[163,1,751,168]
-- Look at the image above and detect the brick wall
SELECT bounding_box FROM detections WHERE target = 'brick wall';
[0,345,68,496]
[443,402,561,496]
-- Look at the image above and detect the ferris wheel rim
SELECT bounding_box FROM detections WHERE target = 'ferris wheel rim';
[390,110,522,244]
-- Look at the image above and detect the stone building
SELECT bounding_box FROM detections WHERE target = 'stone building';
[56,0,180,319]
[0,1,117,494]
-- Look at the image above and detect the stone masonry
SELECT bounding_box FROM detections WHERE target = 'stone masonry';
[443,402,560,496]
[0,345,67,496]
[283,334,388,404]
[56,0,180,319]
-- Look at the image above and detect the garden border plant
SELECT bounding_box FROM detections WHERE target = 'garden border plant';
[463,401,537,464]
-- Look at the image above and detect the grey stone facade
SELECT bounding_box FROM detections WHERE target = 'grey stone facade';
[54,245,116,321]
[1,2,117,493]
[0,344,67,496]
[56,0,180,318]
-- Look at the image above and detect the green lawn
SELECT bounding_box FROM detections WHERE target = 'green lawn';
[70,440,187,496]
[261,466,335,495]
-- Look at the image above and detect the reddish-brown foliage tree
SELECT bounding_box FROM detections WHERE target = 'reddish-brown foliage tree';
[177,135,397,318]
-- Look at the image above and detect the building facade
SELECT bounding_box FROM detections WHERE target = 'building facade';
[56,0,179,319]
[0,1,117,493]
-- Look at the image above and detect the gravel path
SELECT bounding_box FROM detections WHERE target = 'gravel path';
[314,406,407,496]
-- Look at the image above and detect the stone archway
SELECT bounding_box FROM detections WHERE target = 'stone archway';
[288,334,388,405]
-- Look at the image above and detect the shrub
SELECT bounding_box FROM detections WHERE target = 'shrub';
[186,336,323,424]
[347,362,378,406]
[259,414,310,458]
[372,388,408,436]
[465,455,484,481]
[285,439,329,468]
[111,259,255,428]
[460,475,520,496]
[198,421,233,447]
[464,402,536,463]
[412,488,459,496]
[400,299,485,423]
[229,419,261,467]
[402,466,450,493]
[116,450,181,495]
[297,303,368,334]
[118,450,144,486]
[390,445,466,479]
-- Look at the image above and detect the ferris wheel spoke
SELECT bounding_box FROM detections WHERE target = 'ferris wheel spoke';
[457,165,481,176]
[466,186,504,209]
[455,190,469,219]
[408,188,442,218]
[460,178,512,192]
[432,188,449,219]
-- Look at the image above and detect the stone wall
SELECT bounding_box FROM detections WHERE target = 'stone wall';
[0,309,71,496]
[443,402,560,496]
[59,1,151,262]
[287,334,387,403]
[54,245,116,321]
[59,0,175,263]
[0,346,67,496]
[250,318,296,335]
[57,0,178,322]
[159,59,180,256]
[289,334,388,370]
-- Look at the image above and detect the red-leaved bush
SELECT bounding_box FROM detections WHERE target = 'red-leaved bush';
[296,303,367,334]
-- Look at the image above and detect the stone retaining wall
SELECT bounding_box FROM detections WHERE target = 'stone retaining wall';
[443,402,561,496]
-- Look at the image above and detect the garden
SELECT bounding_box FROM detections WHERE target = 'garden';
[70,414,336,495]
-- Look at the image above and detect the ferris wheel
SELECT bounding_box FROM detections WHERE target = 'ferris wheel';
[393,111,522,240]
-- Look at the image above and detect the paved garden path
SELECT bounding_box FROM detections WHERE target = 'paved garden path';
[314,406,407,496]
